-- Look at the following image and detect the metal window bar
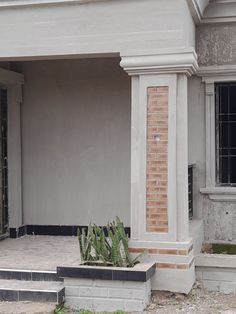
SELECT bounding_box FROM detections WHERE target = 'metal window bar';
[188,164,194,220]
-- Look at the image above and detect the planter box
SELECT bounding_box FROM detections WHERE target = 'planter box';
[195,254,236,294]
[57,263,155,312]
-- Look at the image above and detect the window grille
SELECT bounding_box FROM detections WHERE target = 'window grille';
[188,164,194,219]
[216,83,236,185]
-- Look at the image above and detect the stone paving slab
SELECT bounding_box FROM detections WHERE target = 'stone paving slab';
[0,236,81,271]
[0,301,55,314]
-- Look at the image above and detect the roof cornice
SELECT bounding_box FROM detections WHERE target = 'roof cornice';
[187,0,210,24]
[0,0,108,9]
[202,0,236,24]
[120,50,199,77]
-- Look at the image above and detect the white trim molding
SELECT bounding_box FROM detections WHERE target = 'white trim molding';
[198,65,236,80]
[204,80,215,187]
[0,0,107,9]
[202,0,236,24]
[187,0,210,24]
[196,253,236,268]
[0,68,24,229]
[120,50,198,77]
[201,187,236,201]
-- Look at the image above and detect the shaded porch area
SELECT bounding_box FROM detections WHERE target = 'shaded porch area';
[0,50,199,294]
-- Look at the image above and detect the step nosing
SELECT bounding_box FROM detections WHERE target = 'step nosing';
[0,288,61,292]
[0,268,57,273]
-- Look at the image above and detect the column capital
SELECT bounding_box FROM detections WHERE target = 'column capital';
[120,49,198,77]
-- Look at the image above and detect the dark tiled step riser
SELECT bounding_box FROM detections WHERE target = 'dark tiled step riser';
[0,288,64,303]
[0,270,63,282]
[10,225,131,238]
[58,264,156,282]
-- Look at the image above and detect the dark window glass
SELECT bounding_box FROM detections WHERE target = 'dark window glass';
[216,83,236,185]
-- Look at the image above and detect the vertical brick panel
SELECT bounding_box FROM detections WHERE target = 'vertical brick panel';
[146,87,169,233]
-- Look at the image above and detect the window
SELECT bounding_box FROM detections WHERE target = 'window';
[216,82,236,185]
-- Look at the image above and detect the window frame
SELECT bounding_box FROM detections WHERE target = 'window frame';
[200,69,236,199]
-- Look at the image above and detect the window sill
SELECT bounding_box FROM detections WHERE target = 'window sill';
[200,187,236,201]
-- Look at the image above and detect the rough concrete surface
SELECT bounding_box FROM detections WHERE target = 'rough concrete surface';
[197,23,236,66]
[203,196,236,243]
[0,301,55,314]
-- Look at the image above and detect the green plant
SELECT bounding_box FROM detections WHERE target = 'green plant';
[77,310,93,314]
[54,305,73,314]
[78,217,145,267]
[54,305,64,314]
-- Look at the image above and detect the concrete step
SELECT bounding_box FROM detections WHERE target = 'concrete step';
[0,279,64,304]
[0,268,63,282]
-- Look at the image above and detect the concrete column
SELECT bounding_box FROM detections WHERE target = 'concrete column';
[120,51,198,293]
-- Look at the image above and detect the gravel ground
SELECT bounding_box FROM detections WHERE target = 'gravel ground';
[145,284,236,314]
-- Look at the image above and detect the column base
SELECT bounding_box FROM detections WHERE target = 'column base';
[152,263,195,293]
[129,238,195,293]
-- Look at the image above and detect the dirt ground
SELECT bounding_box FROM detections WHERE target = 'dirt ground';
[0,284,236,314]
[145,284,236,314]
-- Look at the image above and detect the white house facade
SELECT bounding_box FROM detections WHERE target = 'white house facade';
[0,0,235,294]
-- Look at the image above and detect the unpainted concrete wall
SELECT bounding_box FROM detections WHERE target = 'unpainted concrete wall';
[203,197,236,242]
[14,58,131,226]
[197,23,236,66]
[196,266,236,293]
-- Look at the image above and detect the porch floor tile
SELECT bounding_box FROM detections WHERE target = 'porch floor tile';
[0,236,81,271]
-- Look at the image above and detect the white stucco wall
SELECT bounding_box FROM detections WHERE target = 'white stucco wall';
[14,57,131,226]
[188,76,205,219]
[0,0,195,60]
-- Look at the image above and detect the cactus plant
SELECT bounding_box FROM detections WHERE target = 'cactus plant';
[78,217,145,267]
